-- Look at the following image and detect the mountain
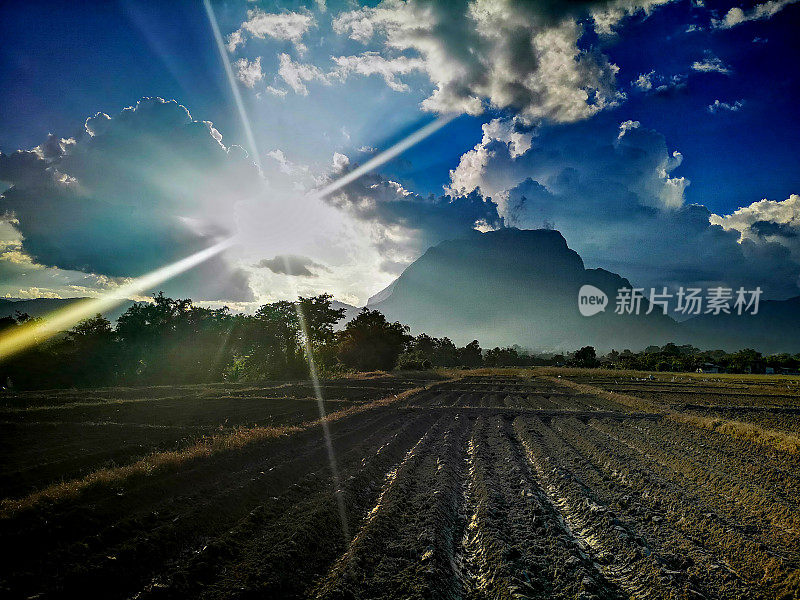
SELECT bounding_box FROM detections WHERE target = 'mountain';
[0,298,134,323]
[331,300,361,329]
[368,228,679,352]
[682,295,800,353]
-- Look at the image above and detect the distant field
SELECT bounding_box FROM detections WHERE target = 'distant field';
[0,370,799,599]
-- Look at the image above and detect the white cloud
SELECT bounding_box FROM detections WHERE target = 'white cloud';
[331,0,674,124]
[263,85,288,97]
[234,56,264,88]
[227,9,315,53]
[691,55,731,74]
[590,0,675,34]
[713,0,798,28]
[618,119,641,138]
[267,148,309,176]
[332,152,350,171]
[707,99,745,113]
[631,71,687,95]
[711,194,800,262]
[445,117,800,296]
[633,71,655,91]
[277,53,327,95]
[331,52,425,92]
[448,117,535,203]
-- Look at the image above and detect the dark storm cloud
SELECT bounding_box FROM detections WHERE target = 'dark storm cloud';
[323,162,504,268]
[0,97,263,301]
[255,254,328,277]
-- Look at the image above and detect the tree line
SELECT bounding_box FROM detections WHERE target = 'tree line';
[1,293,797,390]
[0,293,484,389]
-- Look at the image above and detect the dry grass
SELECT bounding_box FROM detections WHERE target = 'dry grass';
[537,375,665,413]
[535,365,800,384]
[0,424,301,518]
[543,371,800,455]
[669,413,800,454]
[0,379,449,519]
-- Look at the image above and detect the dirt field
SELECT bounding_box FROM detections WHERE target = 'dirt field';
[0,371,799,599]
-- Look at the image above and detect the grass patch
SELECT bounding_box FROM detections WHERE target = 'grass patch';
[540,370,800,455]
[537,375,664,413]
[669,413,800,454]
[534,366,800,383]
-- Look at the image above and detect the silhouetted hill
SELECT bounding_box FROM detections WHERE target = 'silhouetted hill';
[368,228,679,351]
[682,295,800,353]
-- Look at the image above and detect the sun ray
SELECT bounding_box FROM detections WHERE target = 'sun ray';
[0,238,235,362]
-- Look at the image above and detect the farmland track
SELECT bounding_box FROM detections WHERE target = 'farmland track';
[0,375,799,599]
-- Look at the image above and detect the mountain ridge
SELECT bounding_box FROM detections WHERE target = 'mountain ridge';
[368,228,800,353]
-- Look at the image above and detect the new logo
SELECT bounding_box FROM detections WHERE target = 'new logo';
[578,285,608,317]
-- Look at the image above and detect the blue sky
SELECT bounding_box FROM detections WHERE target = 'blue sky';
[1,0,799,306]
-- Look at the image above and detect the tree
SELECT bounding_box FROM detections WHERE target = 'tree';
[63,314,116,385]
[232,294,345,380]
[571,346,598,367]
[484,346,521,366]
[115,293,240,383]
[68,314,113,342]
[296,294,345,350]
[337,309,412,371]
[458,340,483,367]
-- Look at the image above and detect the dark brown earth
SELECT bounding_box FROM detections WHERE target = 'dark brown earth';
[0,373,798,600]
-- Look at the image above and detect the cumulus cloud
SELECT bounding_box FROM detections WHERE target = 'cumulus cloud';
[227,9,315,53]
[450,117,687,216]
[691,54,731,74]
[331,152,350,171]
[711,195,800,262]
[712,0,798,28]
[446,117,800,297]
[322,158,504,272]
[234,56,264,88]
[266,148,309,177]
[0,97,262,301]
[331,52,425,92]
[633,71,655,91]
[630,71,687,96]
[331,0,674,124]
[278,53,327,95]
[707,99,745,113]
[254,254,328,277]
[448,117,536,202]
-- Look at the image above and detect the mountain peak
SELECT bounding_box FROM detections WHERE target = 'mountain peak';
[368,228,673,351]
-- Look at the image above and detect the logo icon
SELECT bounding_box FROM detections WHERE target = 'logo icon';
[578,285,608,317]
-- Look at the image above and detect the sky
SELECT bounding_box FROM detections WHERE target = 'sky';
[0,0,799,308]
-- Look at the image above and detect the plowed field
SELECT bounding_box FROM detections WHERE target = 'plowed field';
[1,374,798,599]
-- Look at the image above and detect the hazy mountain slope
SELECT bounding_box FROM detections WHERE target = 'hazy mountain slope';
[681,295,800,353]
[369,228,678,352]
[331,300,361,329]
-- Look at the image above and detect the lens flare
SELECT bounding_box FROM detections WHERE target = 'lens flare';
[310,114,457,201]
[203,0,262,171]
[0,238,234,362]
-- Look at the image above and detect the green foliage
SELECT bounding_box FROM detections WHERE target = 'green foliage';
[600,343,798,374]
[337,309,412,371]
[3,291,797,388]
